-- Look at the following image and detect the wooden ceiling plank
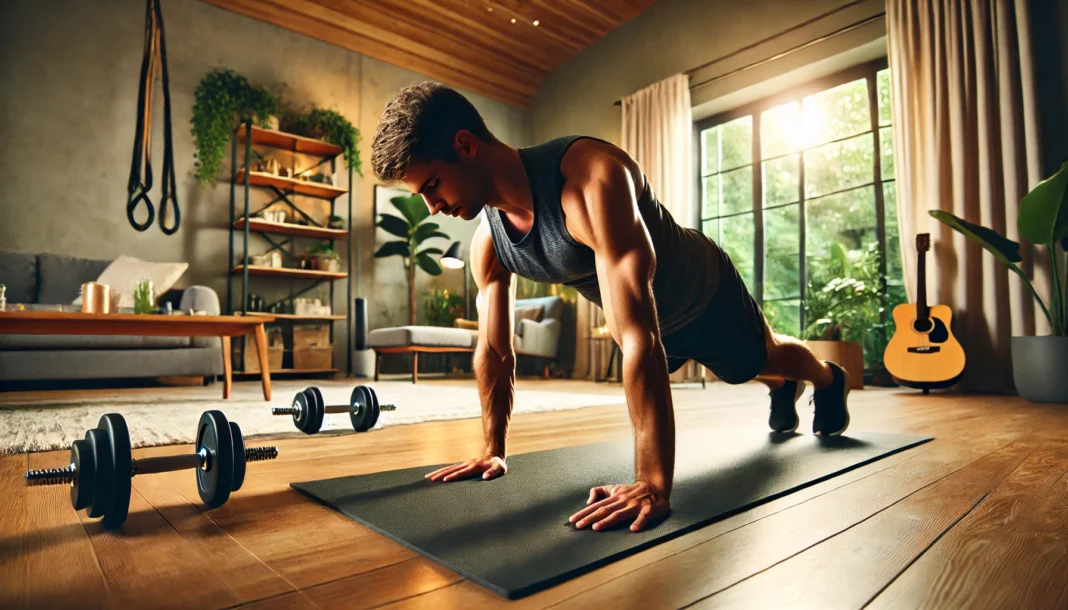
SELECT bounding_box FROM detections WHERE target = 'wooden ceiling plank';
[204,0,533,107]
[462,0,593,50]
[354,0,553,79]
[524,0,611,40]
[278,0,538,98]
[385,0,559,73]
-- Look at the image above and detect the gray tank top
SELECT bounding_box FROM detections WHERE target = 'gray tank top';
[485,135,725,336]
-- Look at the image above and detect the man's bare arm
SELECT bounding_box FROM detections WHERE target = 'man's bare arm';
[572,152,675,498]
[425,218,516,482]
[471,218,517,458]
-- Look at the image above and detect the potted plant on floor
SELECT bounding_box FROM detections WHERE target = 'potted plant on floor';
[802,242,888,390]
[930,161,1068,403]
[375,194,451,325]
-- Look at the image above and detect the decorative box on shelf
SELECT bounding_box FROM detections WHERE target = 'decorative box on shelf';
[294,347,333,370]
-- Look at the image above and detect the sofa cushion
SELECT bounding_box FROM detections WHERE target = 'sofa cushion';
[37,253,111,304]
[0,251,38,304]
[368,326,475,349]
[0,334,193,350]
[94,255,189,309]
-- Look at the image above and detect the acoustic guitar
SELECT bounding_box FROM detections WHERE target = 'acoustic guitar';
[883,234,966,393]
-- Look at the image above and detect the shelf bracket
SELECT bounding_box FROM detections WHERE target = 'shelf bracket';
[267,186,324,227]
[261,234,298,262]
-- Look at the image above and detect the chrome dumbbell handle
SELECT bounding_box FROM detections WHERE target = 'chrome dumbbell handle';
[25,446,278,486]
[273,403,396,415]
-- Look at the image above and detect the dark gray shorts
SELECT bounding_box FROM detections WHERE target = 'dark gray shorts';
[660,252,767,384]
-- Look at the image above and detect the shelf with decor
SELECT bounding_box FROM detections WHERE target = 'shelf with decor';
[226,118,357,377]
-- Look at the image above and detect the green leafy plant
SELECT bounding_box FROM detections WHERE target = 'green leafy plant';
[930,161,1068,336]
[804,242,905,374]
[278,99,362,176]
[308,241,340,259]
[133,279,154,314]
[374,194,450,325]
[191,69,277,185]
[425,287,465,327]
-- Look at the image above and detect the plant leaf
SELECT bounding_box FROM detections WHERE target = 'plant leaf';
[391,194,429,226]
[411,222,445,243]
[1018,161,1068,248]
[416,252,443,275]
[928,210,1023,264]
[376,214,410,238]
[418,247,444,257]
[373,241,409,258]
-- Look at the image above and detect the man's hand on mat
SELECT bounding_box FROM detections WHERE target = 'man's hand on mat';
[568,481,670,533]
[425,454,508,482]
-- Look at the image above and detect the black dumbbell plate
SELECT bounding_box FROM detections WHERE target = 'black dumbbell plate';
[367,387,381,430]
[349,386,375,432]
[196,410,234,509]
[83,429,113,520]
[70,438,95,511]
[99,413,132,530]
[230,421,246,492]
[307,387,325,433]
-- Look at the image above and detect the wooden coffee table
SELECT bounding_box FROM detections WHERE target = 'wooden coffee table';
[0,311,275,400]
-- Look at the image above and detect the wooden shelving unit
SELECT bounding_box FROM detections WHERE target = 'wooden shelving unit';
[236,125,342,157]
[233,217,348,240]
[240,312,346,322]
[230,265,348,281]
[235,170,348,200]
[228,120,356,377]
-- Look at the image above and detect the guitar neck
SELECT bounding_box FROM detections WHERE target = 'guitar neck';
[917,250,929,321]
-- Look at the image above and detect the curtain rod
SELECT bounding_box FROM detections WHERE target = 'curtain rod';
[613,8,886,107]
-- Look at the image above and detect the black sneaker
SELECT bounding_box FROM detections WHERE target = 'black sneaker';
[768,380,804,433]
[812,361,851,436]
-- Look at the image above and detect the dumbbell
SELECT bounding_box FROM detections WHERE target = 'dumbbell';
[273,385,396,434]
[24,410,277,529]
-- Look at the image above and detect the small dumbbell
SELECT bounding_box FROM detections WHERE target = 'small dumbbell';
[24,411,277,529]
[273,385,396,434]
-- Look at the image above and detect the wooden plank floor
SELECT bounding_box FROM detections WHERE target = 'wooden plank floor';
[2,378,1067,609]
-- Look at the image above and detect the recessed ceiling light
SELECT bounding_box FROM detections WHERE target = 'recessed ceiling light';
[487,7,493,12]
[511,17,516,23]
[533,20,539,26]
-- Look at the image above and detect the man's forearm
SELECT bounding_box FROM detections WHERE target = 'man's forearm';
[620,335,675,497]
[474,340,516,458]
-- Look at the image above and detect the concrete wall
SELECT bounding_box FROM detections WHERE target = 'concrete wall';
[0,0,530,371]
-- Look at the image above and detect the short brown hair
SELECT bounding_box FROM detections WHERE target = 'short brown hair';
[371,81,496,183]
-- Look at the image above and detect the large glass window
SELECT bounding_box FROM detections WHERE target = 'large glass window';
[697,61,905,372]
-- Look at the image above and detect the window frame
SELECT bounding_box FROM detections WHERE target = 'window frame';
[693,57,893,334]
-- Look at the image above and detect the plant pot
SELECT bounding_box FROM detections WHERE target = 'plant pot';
[804,340,865,390]
[266,114,280,131]
[1011,335,1068,404]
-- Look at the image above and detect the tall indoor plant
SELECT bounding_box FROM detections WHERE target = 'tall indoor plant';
[374,194,451,325]
[930,161,1068,403]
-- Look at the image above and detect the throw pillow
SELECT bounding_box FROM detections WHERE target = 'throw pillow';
[514,305,544,335]
[84,255,189,309]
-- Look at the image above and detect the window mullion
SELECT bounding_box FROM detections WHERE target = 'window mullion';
[869,72,889,327]
[753,113,764,305]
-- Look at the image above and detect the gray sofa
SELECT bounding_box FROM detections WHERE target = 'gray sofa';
[0,251,224,382]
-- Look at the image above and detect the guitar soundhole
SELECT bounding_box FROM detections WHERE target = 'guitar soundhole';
[913,319,934,333]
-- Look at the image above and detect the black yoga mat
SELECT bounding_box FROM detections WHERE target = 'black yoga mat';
[292,428,931,599]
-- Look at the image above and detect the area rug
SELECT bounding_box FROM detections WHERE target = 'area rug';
[0,381,625,454]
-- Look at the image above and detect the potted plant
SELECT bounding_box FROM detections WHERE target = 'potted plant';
[308,242,341,273]
[930,161,1068,403]
[278,100,363,178]
[425,287,465,327]
[328,215,346,230]
[802,242,889,390]
[374,194,451,325]
[190,69,277,185]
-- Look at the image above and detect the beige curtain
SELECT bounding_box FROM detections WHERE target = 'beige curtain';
[887,0,1047,393]
[620,73,695,227]
[578,74,700,382]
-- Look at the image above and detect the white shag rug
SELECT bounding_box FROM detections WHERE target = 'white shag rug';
[0,381,626,454]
